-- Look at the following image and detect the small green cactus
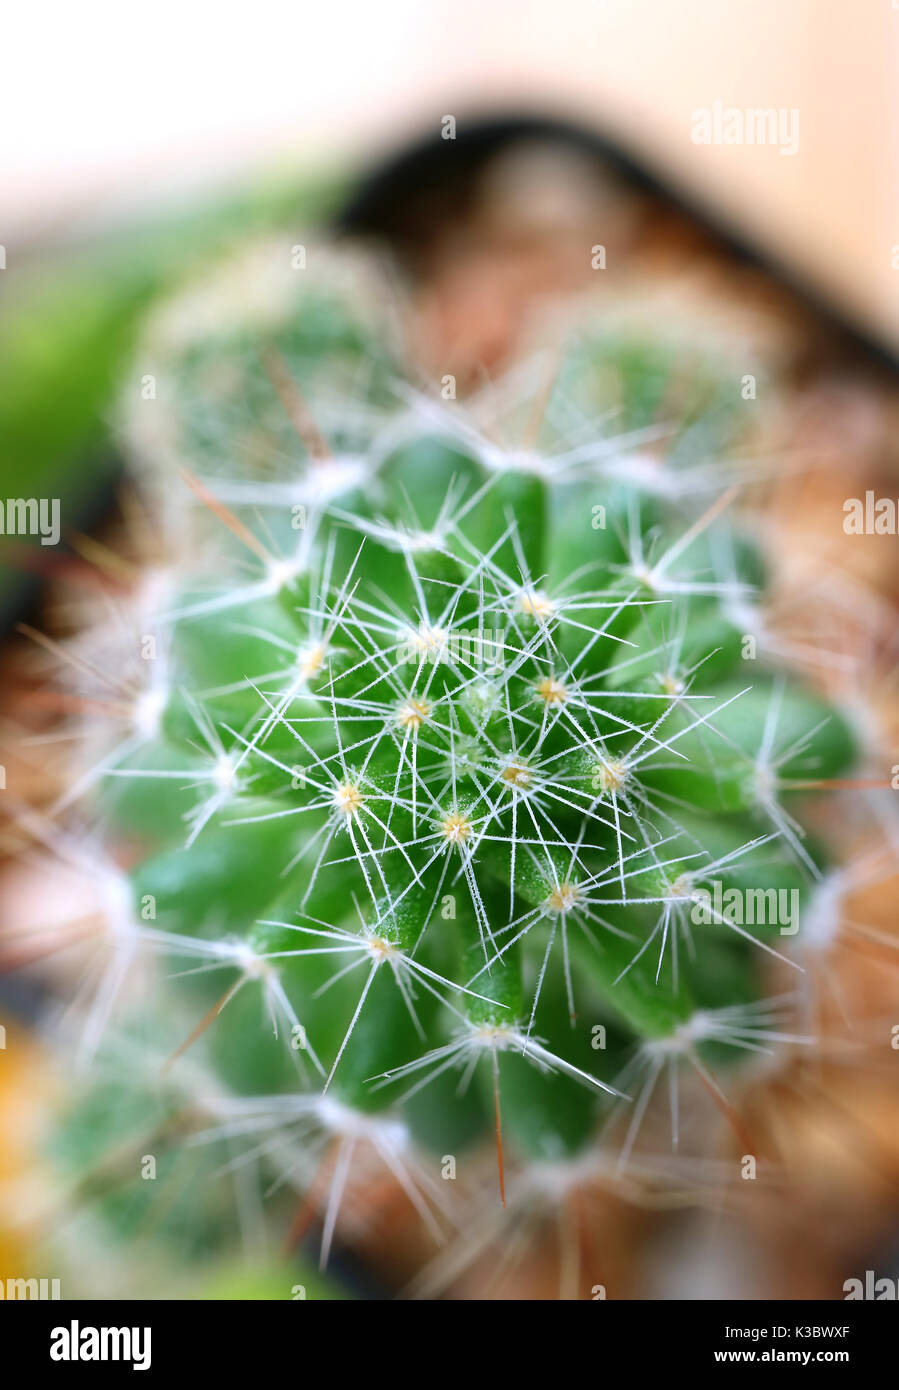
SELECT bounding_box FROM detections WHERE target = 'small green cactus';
[49,240,857,1290]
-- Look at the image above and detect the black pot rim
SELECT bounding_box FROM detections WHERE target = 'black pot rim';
[336,107,899,375]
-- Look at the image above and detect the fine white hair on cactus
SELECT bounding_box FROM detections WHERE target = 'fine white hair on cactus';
[19,236,885,1296]
[185,1089,451,1268]
[609,994,815,1170]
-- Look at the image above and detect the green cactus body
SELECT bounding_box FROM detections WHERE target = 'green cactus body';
[49,243,857,1281]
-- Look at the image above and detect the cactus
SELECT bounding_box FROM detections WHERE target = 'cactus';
[41,240,860,1295]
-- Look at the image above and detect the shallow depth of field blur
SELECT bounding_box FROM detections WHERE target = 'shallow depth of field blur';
[1,0,898,1300]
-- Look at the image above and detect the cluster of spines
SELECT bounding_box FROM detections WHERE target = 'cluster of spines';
[37,244,862,1281]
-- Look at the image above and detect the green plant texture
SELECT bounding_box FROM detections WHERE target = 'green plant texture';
[49,241,856,1280]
